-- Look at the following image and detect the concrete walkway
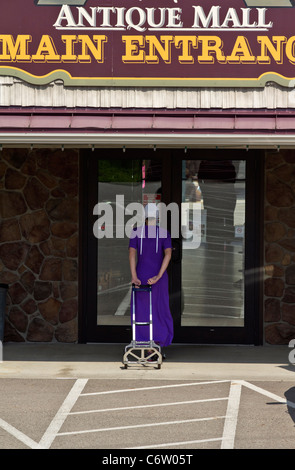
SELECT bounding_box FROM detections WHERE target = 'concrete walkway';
[1,342,294,381]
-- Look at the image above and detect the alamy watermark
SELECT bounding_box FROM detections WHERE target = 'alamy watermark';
[92,196,202,248]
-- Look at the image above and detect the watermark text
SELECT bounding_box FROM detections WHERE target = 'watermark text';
[93,196,202,248]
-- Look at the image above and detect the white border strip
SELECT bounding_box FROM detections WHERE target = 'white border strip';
[0,132,295,148]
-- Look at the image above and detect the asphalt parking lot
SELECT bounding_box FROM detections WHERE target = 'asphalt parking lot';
[0,377,295,450]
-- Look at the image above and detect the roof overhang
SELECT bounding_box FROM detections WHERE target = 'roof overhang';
[1,108,295,149]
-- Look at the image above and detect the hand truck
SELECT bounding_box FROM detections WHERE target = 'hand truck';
[123,284,162,369]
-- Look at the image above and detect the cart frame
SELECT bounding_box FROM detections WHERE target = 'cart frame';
[123,284,162,369]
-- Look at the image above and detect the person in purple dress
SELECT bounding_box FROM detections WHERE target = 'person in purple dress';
[128,203,174,348]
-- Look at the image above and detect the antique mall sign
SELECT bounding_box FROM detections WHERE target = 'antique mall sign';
[1,0,295,87]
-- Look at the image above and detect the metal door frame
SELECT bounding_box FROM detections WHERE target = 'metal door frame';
[79,148,264,345]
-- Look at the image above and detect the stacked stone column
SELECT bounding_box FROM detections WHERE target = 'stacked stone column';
[0,148,78,342]
[265,149,295,343]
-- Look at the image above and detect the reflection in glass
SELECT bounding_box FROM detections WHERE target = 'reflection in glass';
[96,160,162,325]
[181,160,245,327]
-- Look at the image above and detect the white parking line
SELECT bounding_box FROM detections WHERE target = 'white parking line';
[0,379,88,449]
[0,417,42,449]
[69,396,228,415]
[57,415,226,437]
[39,378,88,449]
[57,380,231,447]
[221,381,242,449]
[240,380,295,409]
[80,380,231,397]
[129,437,223,449]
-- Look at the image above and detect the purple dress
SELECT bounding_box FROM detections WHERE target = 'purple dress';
[129,225,174,347]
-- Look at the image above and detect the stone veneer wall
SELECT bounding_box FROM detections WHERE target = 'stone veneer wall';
[265,149,295,344]
[0,148,79,342]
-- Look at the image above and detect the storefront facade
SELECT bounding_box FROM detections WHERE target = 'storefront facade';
[1,0,295,345]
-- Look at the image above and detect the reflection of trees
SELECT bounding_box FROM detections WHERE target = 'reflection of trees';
[98,159,142,182]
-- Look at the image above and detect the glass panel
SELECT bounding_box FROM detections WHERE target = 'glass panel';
[181,160,245,327]
[96,159,162,325]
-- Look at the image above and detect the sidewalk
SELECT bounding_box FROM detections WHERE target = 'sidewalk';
[1,342,294,381]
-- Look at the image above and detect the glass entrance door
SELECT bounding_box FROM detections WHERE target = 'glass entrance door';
[181,159,245,327]
[96,158,162,327]
[81,149,168,343]
[170,151,262,345]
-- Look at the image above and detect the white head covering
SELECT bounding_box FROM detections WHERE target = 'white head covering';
[140,203,159,255]
[144,203,158,219]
